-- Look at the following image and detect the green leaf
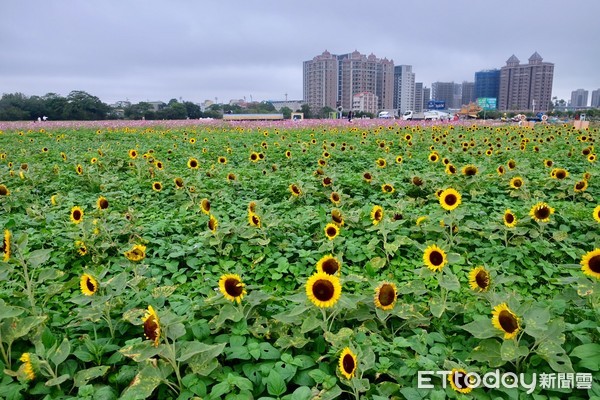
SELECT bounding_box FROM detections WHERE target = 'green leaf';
[461,317,499,339]
[438,271,460,292]
[177,342,226,363]
[469,338,506,367]
[45,374,70,387]
[266,370,287,396]
[49,337,70,367]
[500,339,529,362]
[259,342,281,360]
[369,256,386,270]
[571,343,600,371]
[4,315,47,343]
[0,302,24,321]
[429,295,446,318]
[287,386,312,400]
[28,248,52,268]
[120,363,164,400]
[73,366,110,387]
[119,342,160,362]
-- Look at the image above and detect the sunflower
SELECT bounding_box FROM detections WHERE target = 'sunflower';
[509,177,524,189]
[331,209,344,226]
[218,156,227,165]
[412,176,423,186]
[285,150,291,158]
[497,165,505,175]
[249,152,260,162]
[124,244,146,262]
[80,273,98,296]
[306,271,342,308]
[248,201,257,213]
[0,185,9,196]
[371,205,384,225]
[423,244,447,272]
[174,177,184,189]
[141,305,161,346]
[462,165,478,176]
[200,199,211,215]
[324,223,340,240]
[544,159,553,168]
[316,254,341,275]
[154,160,164,170]
[19,353,35,381]
[96,196,109,210]
[289,184,302,197]
[322,177,332,186]
[374,282,397,311]
[491,303,521,339]
[428,152,439,162]
[381,183,395,194]
[581,248,600,280]
[468,266,490,292]
[70,206,84,224]
[503,209,517,228]
[574,180,588,193]
[551,168,568,180]
[439,188,461,211]
[593,205,600,223]
[248,212,261,228]
[448,368,474,394]
[588,154,597,163]
[2,230,11,262]
[208,215,218,233]
[507,159,516,170]
[338,347,358,379]
[395,155,403,164]
[362,172,372,183]
[376,158,386,168]
[529,202,554,223]
[128,149,138,159]
[75,240,87,256]
[445,164,457,175]
[218,274,246,303]
[152,182,162,192]
[330,192,341,205]
[187,157,199,169]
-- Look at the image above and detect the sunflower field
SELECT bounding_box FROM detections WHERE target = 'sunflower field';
[0,120,599,399]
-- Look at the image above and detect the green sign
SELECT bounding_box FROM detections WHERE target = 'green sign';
[477,98,497,110]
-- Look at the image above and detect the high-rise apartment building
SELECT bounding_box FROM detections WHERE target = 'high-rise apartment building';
[432,82,456,109]
[592,89,600,108]
[498,52,554,112]
[570,89,589,108]
[303,50,394,113]
[414,82,424,113]
[422,87,431,110]
[393,65,415,114]
[474,70,500,101]
[461,82,475,106]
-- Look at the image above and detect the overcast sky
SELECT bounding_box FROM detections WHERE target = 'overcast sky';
[1,0,598,106]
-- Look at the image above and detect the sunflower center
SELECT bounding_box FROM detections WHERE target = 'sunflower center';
[413,177,423,186]
[190,160,197,167]
[292,186,300,194]
[86,279,96,292]
[475,271,489,289]
[575,182,585,190]
[444,194,457,206]
[378,285,396,306]
[556,171,566,179]
[322,259,339,275]
[224,278,244,297]
[588,255,600,273]
[513,180,522,187]
[0,187,7,196]
[73,210,82,220]
[342,354,355,374]
[324,177,331,185]
[312,279,335,301]
[326,226,337,237]
[143,316,159,340]
[364,173,372,180]
[252,215,260,225]
[453,371,469,389]
[374,210,382,220]
[498,310,518,333]
[99,199,108,209]
[505,213,515,224]
[535,207,550,220]
[332,193,340,202]
[465,168,476,176]
[429,251,444,266]
[332,212,343,224]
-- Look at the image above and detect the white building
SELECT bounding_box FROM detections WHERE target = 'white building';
[352,92,378,114]
[393,65,415,114]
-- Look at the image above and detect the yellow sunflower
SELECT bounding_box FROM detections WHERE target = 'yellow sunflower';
[76,164,84,175]
[468,266,490,292]
[371,205,384,225]
[381,183,395,194]
[448,368,474,394]
[128,149,138,159]
[574,180,588,193]
[200,198,211,215]
[423,244,447,272]
[439,188,461,211]
[551,168,568,180]
[374,282,397,311]
[507,159,516,170]
[529,202,554,223]
[491,303,521,339]
[152,182,162,192]
[218,156,227,164]
[289,184,302,197]
[208,214,218,233]
[509,177,524,189]
[249,152,260,162]
[593,205,600,223]
[2,230,11,262]
[96,196,109,210]
[376,158,386,168]
[330,192,341,205]
[19,353,35,381]
[187,157,199,169]
[324,223,340,240]
[503,209,517,228]
[331,209,344,226]
[141,305,161,346]
[338,347,358,379]
[75,240,87,256]
[445,164,457,175]
[124,244,146,262]
[305,271,342,308]
[218,274,247,303]
[248,212,261,228]
[581,248,600,280]
[174,177,184,189]
[362,172,372,183]
[70,206,84,224]
[0,184,10,196]
[248,201,257,213]
[497,165,505,175]
[316,254,341,275]
[80,273,98,296]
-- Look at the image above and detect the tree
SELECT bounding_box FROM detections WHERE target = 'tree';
[184,101,202,119]
[0,93,30,120]
[300,104,312,119]
[42,93,68,120]
[280,107,292,119]
[63,90,110,120]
